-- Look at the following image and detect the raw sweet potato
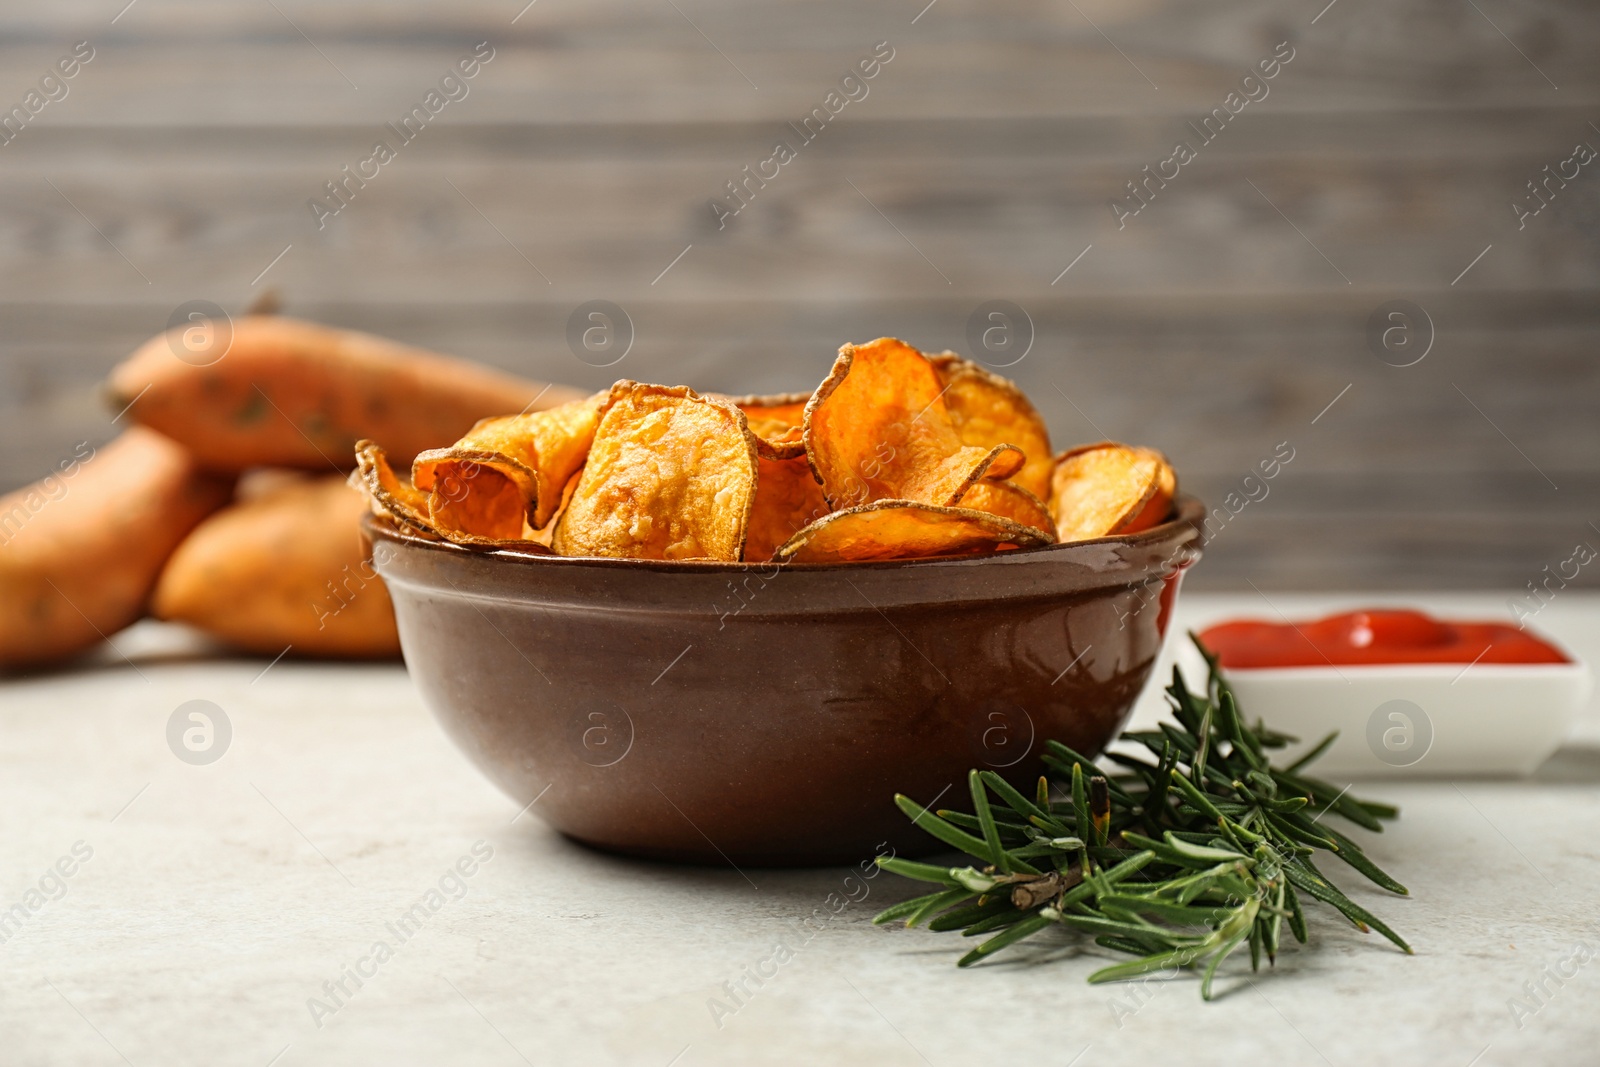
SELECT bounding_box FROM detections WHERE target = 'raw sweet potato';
[0,428,234,668]
[152,474,400,658]
[106,315,587,472]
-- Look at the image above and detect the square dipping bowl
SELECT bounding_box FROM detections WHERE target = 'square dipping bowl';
[1217,658,1592,778]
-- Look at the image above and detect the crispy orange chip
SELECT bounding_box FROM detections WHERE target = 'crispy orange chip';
[955,480,1056,539]
[532,469,583,548]
[352,440,436,536]
[804,338,1023,510]
[725,392,810,460]
[411,394,602,539]
[744,454,831,562]
[1049,442,1171,542]
[928,354,1053,500]
[1120,457,1177,534]
[352,440,552,549]
[423,461,528,540]
[552,383,760,561]
[350,345,1179,564]
[772,499,1051,564]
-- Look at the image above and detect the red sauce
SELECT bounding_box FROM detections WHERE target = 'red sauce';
[1199,609,1569,668]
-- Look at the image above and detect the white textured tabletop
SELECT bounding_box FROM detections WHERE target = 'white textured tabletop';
[3,593,1597,1067]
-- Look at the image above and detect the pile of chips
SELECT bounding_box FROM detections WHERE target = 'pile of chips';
[354,337,1177,563]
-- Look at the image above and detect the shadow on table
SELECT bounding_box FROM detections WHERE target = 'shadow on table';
[529,826,910,905]
[1532,743,1600,783]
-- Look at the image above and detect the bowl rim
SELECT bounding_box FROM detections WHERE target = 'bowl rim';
[363,494,1207,575]
[1219,660,1591,679]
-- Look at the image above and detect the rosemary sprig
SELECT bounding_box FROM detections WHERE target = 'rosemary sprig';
[874,633,1411,1000]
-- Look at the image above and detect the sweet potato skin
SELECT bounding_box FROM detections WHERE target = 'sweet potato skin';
[0,428,234,668]
[152,474,401,658]
[107,316,587,472]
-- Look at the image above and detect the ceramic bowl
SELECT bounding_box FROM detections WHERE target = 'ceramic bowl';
[1217,658,1592,779]
[366,496,1205,865]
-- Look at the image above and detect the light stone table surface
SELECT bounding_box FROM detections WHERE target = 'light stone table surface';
[2,593,1597,1067]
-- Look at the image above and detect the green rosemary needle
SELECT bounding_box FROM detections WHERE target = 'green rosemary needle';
[874,633,1412,1000]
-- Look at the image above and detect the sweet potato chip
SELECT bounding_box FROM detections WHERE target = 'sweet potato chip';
[1120,457,1177,534]
[955,480,1056,539]
[725,392,810,460]
[744,454,831,562]
[1050,442,1170,542]
[353,440,552,548]
[804,338,1023,510]
[411,394,602,539]
[928,353,1053,500]
[425,461,530,540]
[552,383,760,561]
[352,440,436,537]
[348,338,1180,567]
[772,499,1051,564]
[532,469,583,548]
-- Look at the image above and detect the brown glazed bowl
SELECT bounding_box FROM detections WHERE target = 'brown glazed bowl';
[366,496,1205,866]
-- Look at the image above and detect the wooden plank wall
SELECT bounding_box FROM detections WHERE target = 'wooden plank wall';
[1,0,1595,590]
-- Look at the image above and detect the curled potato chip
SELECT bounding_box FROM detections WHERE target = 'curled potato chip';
[352,440,436,537]
[955,479,1056,539]
[804,338,1023,510]
[423,460,530,540]
[531,468,583,548]
[724,392,810,460]
[1050,442,1171,542]
[927,354,1053,500]
[411,394,602,539]
[744,454,831,562]
[351,345,1181,565]
[1120,457,1177,534]
[772,499,1051,564]
[353,440,550,549]
[552,382,759,561]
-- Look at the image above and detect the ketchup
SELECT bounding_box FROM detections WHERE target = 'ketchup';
[1199,609,1570,668]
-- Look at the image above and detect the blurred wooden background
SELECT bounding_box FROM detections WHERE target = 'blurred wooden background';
[1,0,1595,589]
